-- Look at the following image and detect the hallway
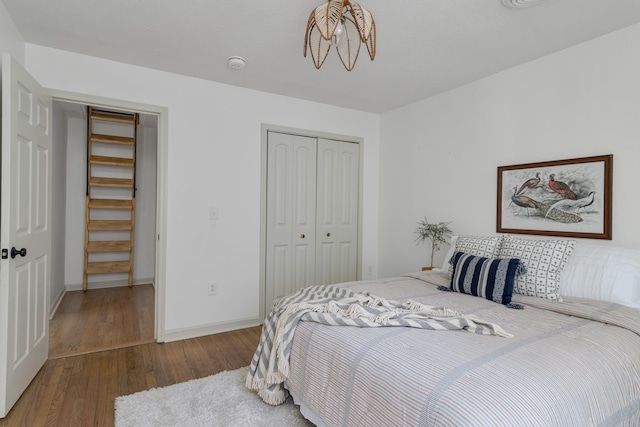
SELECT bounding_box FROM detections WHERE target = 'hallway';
[49,284,155,359]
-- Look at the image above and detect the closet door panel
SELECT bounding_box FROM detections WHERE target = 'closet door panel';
[291,139,317,289]
[316,139,337,285]
[316,139,359,285]
[338,141,359,283]
[265,132,316,310]
[316,242,334,286]
[270,245,291,305]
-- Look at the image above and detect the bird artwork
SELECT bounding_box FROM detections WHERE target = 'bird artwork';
[516,172,541,195]
[511,187,583,224]
[546,191,596,217]
[548,174,577,200]
[510,186,536,215]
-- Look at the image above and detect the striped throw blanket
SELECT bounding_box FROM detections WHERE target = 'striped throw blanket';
[245,284,512,405]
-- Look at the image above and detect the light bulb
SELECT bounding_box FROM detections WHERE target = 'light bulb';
[332,18,345,46]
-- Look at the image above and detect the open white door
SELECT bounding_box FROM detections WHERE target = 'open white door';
[0,54,52,418]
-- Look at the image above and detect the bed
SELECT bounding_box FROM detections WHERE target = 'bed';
[247,236,640,426]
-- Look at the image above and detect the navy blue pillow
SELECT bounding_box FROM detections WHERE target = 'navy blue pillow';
[450,251,523,305]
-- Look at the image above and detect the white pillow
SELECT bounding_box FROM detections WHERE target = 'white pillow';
[560,244,640,309]
[500,236,576,301]
[446,235,504,278]
[433,235,458,273]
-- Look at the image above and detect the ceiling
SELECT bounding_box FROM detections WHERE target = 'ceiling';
[4,0,640,114]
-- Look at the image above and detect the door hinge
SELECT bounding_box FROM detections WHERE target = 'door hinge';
[1,249,8,259]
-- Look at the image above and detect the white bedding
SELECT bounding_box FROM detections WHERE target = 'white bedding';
[560,244,640,309]
[283,272,640,426]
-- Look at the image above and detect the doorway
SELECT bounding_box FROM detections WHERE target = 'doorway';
[48,92,168,351]
[0,56,167,416]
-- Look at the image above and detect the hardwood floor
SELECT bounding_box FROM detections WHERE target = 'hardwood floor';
[0,285,263,427]
[49,285,156,358]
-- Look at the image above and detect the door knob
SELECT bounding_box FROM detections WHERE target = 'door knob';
[300,234,305,239]
[326,233,331,237]
[11,247,27,259]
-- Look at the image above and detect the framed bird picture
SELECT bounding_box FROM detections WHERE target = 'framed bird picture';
[497,155,612,239]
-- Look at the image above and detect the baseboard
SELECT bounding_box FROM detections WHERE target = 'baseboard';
[49,288,66,320]
[162,317,262,343]
[66,277,155,292]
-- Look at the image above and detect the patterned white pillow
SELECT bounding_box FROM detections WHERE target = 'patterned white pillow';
[499,237,576,301]
[447,235,504,278]
[435,236,458,272]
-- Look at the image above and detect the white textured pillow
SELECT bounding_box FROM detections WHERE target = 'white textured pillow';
[500,236,576,301]
[433,236,458,273]
[560,244,640,309]
[447,235,504,278]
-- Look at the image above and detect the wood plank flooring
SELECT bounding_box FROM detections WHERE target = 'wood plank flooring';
[49,285,156,358]
[0,285,263,427]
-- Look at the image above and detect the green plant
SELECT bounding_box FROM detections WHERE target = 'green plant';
[414,218,453,268]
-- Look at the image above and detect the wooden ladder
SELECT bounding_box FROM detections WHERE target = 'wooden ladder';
[83,107,138,291]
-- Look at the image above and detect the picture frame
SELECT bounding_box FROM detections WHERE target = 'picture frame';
[497,155,612,239]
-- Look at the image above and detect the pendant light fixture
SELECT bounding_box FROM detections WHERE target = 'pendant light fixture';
[304,0,376,71]
[501,0,545,8]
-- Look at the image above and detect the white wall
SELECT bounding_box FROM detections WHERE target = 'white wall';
[379,23,640,278]
[63,116,86,287]
[0,4,24,65]
[134,123,158,281]
[24,44,380,337]
[51,102,68,313]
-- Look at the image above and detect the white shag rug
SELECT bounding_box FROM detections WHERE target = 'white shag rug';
[115,366,313,427]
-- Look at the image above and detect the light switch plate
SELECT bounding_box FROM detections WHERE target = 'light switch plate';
[209,206,219,220]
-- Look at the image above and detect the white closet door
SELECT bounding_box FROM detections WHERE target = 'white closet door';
[316,139,359,285]
[265,132,317,312]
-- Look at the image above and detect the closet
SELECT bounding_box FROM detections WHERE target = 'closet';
[264,130,360,313]
[53,101,158,293]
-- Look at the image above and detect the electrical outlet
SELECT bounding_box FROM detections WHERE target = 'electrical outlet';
[208,282,218,296]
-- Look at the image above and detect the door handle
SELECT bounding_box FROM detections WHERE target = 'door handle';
[11,247,27,259]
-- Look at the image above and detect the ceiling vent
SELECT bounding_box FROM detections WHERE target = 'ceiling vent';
[501,0,545,8]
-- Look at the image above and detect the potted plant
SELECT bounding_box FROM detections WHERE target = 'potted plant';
[414,218,453,270]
